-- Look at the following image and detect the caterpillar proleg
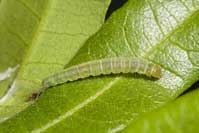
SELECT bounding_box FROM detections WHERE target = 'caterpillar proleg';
[42,57,161,88]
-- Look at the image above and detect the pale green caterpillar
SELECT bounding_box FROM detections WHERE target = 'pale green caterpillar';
[42,57,161,88]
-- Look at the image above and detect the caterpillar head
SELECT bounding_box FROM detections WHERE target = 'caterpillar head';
[151,65,162,79]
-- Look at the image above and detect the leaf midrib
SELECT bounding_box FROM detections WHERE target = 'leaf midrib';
[14,1,52,85]
[32,3,199,131]
[142,8,199,79]
[0,0,51,111]
[31,77,121,132]
[144,8,199,59]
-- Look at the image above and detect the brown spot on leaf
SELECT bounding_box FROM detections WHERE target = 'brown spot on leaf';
[27,92,42,102]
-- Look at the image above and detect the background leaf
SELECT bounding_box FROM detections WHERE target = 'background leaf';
[123,88,199,133]
[0,0,199,132]
[0,0,49,98]
[0,0,111,121]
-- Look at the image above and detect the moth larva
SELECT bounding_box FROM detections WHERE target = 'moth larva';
[42,57,161,88]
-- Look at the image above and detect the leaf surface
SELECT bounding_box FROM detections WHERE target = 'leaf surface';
[0,0,110,121]
[0,0,49,97]
[0,0,199,132]
[123,88,199,133]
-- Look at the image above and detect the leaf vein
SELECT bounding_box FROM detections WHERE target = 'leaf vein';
[144,8,199,59]
[31,77,120,132]
[15,0,41,19]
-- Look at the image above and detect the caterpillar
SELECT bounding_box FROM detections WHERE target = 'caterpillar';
[42,57,161,88]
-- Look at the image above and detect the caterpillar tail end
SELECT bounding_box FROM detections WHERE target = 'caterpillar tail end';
[151,65,162,79]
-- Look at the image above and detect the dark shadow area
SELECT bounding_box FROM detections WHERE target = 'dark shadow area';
[180,80,199,96]
[105,0,128,20]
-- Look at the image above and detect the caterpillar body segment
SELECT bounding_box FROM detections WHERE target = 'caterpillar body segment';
[42,57,161,88]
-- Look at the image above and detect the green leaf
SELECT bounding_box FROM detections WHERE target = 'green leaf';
[0,0,111,121]
[0,0,199,132]
[0,0,49,97]
[123,88,199,133]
